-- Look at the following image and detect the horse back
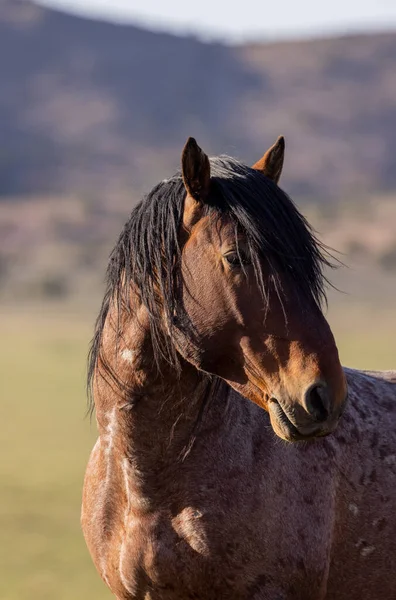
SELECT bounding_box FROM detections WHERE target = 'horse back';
[326,368,396,599]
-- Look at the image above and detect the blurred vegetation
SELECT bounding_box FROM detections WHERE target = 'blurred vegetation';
[1,192,396,305]
[378,244,396,271]
[0,311,111,599]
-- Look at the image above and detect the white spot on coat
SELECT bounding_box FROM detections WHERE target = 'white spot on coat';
[349,503,359,516]
[361,545,375,557]
[121,349,135,364]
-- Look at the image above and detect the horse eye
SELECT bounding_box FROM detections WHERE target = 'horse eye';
[224,250,251,267]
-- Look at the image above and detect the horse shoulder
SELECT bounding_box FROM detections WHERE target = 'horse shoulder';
[82,437,148,598]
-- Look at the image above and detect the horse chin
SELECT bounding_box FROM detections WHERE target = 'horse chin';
[268,399,332,442]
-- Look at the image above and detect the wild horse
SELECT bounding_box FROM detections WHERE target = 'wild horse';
[82,137,396,599]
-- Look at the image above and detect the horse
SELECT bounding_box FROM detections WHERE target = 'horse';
[82,136,396,599]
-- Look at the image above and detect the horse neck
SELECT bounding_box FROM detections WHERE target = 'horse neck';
[92,298,215,496]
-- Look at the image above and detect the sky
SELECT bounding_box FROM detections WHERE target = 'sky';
[36,0,396,42]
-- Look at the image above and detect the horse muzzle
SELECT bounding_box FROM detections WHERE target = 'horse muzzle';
[268,383,348,442]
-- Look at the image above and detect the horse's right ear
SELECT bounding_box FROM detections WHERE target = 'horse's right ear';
[181,137,211,203]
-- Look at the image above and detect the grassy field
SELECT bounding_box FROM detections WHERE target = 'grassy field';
[1,301,394,599]
[0,309,111,600]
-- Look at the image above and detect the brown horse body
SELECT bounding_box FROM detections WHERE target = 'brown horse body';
[82,139,396,599]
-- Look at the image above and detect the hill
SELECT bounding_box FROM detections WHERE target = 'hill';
[1,0,396,199]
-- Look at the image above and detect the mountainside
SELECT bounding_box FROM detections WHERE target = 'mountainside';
[1,0,396,199]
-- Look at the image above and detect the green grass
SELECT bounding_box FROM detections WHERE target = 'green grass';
[0,304,394,599]
[0,310,112,600]
[327,302,395,370]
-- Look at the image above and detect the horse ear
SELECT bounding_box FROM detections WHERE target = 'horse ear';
[181,137,211,202]
[252,136,285,184]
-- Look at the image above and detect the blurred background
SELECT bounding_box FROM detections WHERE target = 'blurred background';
[1,0,395,598]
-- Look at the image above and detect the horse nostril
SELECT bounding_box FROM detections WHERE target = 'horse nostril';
[304,383,329,422]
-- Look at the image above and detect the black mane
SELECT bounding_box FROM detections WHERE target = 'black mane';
[88,156,333,408]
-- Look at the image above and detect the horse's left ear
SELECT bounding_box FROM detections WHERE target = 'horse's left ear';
[252,136,285,184]
[181,137,211,202]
